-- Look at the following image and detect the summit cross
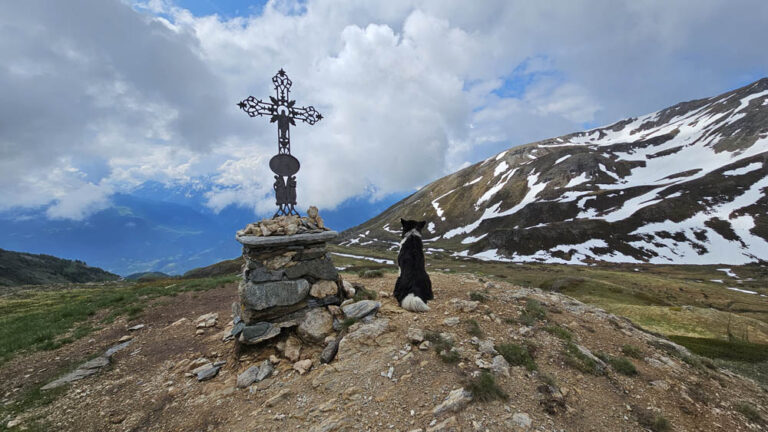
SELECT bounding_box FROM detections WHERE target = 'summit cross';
[237,69,323,217]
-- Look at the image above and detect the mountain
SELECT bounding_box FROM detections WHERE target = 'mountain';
[340,78,768,265]
[0,248,118,287]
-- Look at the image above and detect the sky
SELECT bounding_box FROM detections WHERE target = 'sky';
[1,0,768,224]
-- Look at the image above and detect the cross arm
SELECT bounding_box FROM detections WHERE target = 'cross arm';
[289,105,323,125]
[237,96,275,117]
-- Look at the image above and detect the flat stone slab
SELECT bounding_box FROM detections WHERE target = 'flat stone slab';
[342,300,381,319]
[240,279,310,311]
[237,231,338,247]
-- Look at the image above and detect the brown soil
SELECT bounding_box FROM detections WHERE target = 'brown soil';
[3,273,766,431]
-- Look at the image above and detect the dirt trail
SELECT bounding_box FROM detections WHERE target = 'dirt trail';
[4,273,767,431]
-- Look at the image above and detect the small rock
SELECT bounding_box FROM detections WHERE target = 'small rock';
[196,329,204,335]
[118,335,132,343]
[433,388,472,415]
[307,206,319,218]
[195,312,218,328]
[262,389,292,408]
[196,365,220,381]
[341,280,356,298]
[169,317,189,327]
[491,355,510,377]
[320,339,340,364]
[191,363,214,375]
[293,359,313,375]
[443,317,460,327]
[237,366,260,388]
[6,419,21,428]
[426,416,459,432]
[127,324,145,331]
[419,341,431,350]
[327,305,342,317]
[342,300,381,319]
[285,336,302,362]
[508,412,532,430]
[407,327,425,344]
[269,355,281,364]
[478,339,497,356]
[255,360,274,382]
[449,299,479,313]
[107,412,126,424]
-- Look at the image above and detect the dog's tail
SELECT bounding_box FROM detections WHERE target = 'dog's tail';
[402,293,430,312]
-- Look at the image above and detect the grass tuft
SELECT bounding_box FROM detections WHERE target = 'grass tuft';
[563,343,603,376]
[496,342,537,371]
[469,291,489,302]
[621,344,643,359]
[353,286,378,302]
[543,325,572,341]
[464,319,484,337]
[425,331,460,363]
[634,406,671,432]
[465,371,508,402]
[734,401,764,424]
[519,299,547,326]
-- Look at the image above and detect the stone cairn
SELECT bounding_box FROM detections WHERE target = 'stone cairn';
[232,207,378,365]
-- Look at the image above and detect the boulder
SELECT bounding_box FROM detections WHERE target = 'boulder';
[297,308,334,343]
[239,322,281,345]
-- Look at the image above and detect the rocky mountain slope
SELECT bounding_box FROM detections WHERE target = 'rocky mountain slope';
[2,272,766,431]
[339,78,768,265]
[0,248,118,287]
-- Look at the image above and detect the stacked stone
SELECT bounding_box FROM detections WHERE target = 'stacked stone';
[232,228,348,348]
[236,206,328,237]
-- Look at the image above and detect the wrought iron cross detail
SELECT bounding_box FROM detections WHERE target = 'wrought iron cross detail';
[237,69,322,218]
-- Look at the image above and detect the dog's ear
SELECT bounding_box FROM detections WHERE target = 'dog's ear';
[417,221,427,231]
[400,218,406,227]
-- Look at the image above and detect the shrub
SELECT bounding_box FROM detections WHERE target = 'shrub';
[539,372,557,387]
[358,269,384,278]
[465,371,508,402]
[608,356,638,376]
[425,331,460,364]
[634,406,671,432]
[496,342,537,371]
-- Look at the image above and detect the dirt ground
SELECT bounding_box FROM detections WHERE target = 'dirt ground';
[2,272,766,432]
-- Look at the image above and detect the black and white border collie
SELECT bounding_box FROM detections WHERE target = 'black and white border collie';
[394,218,433,312]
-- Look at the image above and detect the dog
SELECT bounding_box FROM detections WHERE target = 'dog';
[394,218,433,312]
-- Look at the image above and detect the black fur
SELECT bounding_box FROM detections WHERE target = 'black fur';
[394,218,434,305]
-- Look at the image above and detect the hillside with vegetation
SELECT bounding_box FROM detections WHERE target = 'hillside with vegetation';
[0,249,119,288]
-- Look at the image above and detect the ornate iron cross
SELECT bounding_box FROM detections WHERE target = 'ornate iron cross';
[238,69,323,217]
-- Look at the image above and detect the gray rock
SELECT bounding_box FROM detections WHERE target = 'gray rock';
[426,416,459,432]
[197,365,221,381]
[443,317,460,327]
[104,340,133,358]
[240,322,281,345]
[231,321,246,337]
[284,256,339,281]
[239,279,310,311]
[341,300,381,319]
[407,327,425,344]
[41,368,100,390]
[237,366,260,388]
[508,412,532,430]
[297,246,327,261]
[320,339,340,363]
[307,295,341,308]
[297,308,334,343]
[255,360,273,381]
[478,339,498,356]
[81,356,110,370]
[245,266,285,283]
[433,388,472,415]
[574,344,606,372]
[491,355,510,377]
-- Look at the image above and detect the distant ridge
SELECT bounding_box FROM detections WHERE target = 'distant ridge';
[0,248,119,287]
[340,78,768,265]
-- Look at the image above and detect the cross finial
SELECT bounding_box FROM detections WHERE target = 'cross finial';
[237,70,322,218]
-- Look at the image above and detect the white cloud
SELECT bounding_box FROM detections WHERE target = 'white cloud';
[1,0,767,219]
